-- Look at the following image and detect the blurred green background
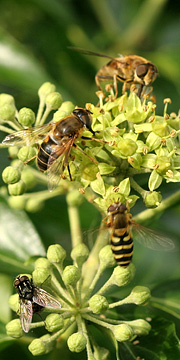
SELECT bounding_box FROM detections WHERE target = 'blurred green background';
[0,0,180,359]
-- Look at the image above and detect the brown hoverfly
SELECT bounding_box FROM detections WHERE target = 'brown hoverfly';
[14,275,61,333]
[104,202,174,267]
[2,108,98,191]
[69,47,158,99]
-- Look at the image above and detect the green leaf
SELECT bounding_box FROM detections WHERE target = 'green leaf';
[148,170,163,191]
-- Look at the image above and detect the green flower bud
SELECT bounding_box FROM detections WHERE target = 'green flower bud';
[62,265,80,286]
[32,267,51,286]
[112,265,135,287]
[129,319,151,336]
[28,338,47,356]
[8,293,19,313]
[2,166,21,184]
[152,117,169,137]
[38,82,56,102]
[59,101,75,114]
[8,180,26,196]
[0,104,16,121]
[0,93,15,106]
[71,243,89,267]
[18,146,36,163]
[47,244,66,265]
[46,92,63,110]
[8,146,19,159]
[45,313,64,332]
[144,191,162,208]
[112,324,134,342]
[99,245,116,269]
[67,332,87,352]
[117,138,137,157]
[126,286,151,305]
[8,195,26,210]
[6,319,23,338]
[155,156,171,174]
[66,190,84,207]
[89,295,109,314]
[53,110,68,122]
[34,257,52,272]
[18,107,35,127]
[21,168,37,189]
[25,198,44,213]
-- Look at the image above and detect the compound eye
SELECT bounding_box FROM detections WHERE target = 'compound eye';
[136,64,149,78]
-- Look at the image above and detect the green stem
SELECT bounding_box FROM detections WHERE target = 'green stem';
[0,125,15,135]
[130,177,148,198]
[51,274,74,306]
[83,313,112,330]
[35,99,45,126]
[45,317,76,344]
[134,189,180,224]
[30,321,44,330]
[81,317,94,360]
[67,204,82,247]
[82,265,103,302]
[37,105,52,126]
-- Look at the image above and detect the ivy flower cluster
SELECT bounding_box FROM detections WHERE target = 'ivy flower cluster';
[6,243,151,358]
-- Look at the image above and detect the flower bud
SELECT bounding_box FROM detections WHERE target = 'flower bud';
[0,93,15,107]
[8,293,19,313]
[32,267,51,286]
[28,335,51,356]
[129,319,151,336]
[0,104,16,121]
[60,101,75,114]
[8,195,26,210]
[112,264,135,287]
[117,138,137,157]
[6,319,23,338]
[99,245,116,269]
[112,324,133,342]
[18,107,35,127]
[126,286,151,305]
[8,146,19,159]
[53,110,68,122]
[34,257,52,272]
[144,191,162,208]
[25,198,44,212]
[152,117,169,137]
[66,190,84,207]
[45,313,64,332]
[2,166,21,184]
[71,243,89,267]
[46,92,63,110]
[18,146,36,163]
[47,244,66,265]
[89,295,109,314]
[38,82,56,102]
[67,332,87,352]
[62,265,80,286]
[8,180,26,196]
[21,168,37,189]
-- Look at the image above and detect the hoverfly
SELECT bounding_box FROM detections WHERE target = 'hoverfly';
[14,275,61,333]
[2,108,98,191]
[104,202,174,267]
[69,47,158,99]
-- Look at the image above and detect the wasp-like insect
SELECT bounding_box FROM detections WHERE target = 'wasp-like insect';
[14,275,61,333]
[69,47,158,98]
[105,202,174,267]
[2,108,98,191]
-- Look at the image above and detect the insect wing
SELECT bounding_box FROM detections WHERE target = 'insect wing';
[19,298,33,333]
[2,123,53,146]
[47,138,75,191]
[33,287,61,309]
[131,222,174,251]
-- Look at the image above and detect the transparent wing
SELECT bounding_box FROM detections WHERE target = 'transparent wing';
[131,222,174,251]
[47,138,75,191]
[33,287,61,308]
[2,123,53,146]
[68,46,115,60]
[19,298,33,333]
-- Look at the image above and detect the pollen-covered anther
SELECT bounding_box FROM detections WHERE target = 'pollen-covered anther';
[160,138,166,146]
[142,146,149,155]
[166,170,174,178]
[153,164,159,170]
[79,187,85,195]
[170,112,177,118]
[148,115,156,123]
[113,186,119,193]
[96,90,105,100]
[142,105,148,112]
[170,129,176,137]
[164,113,169,120]
[163,98,172,104]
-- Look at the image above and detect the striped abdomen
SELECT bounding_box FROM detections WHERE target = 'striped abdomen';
[110,228,133,267]
[37,136,58,172]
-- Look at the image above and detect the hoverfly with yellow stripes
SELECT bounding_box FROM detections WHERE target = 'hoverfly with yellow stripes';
[14,275,61,333]
[104,202,174,267]
[68,47,158,99]
[2,108,98,191]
